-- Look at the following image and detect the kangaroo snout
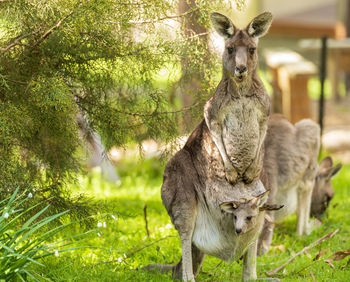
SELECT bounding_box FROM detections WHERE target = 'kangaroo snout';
[235,228,242,235]
[235,65,247,74]
[234,65,247,82]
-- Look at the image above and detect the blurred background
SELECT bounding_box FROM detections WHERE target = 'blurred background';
[109,0,350,165]
[244,0,350,163]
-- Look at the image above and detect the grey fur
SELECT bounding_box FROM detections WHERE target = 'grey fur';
[144,12,277,282]
[258,114,321,255]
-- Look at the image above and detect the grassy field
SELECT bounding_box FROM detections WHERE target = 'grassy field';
[30,157,350,281]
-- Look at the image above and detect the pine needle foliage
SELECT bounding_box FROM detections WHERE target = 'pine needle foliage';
[0,0,234,217]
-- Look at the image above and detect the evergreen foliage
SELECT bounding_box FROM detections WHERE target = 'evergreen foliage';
[0,0,235,217]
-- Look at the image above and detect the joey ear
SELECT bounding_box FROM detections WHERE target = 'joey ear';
[210,12,235,38]
[247,12,273,38]
[251,190,270,207]
[220,201,239,213]
[259,204,284,211]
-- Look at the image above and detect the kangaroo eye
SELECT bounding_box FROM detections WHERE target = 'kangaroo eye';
[227,47,234,54]
[246,216,252,221]
[234,215,237,220]
[248,47,256,55]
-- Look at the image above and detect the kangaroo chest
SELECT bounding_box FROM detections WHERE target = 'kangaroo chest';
[220,96,266,171]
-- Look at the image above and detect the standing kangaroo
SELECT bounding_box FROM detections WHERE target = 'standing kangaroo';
[205,12,272,184]
[145,12,278,282]
[258,114,321,255]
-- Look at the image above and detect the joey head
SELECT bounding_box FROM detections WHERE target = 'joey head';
[220,191,283,235]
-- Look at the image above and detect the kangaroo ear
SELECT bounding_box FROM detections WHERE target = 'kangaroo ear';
[319,162,342,180]
[330,163,342,178]
[260,204,284,211]
[251,190,270,207]
[220,201,240,213]
[247,12,273,38]
[210,12,235,38]
[319,156,333,170]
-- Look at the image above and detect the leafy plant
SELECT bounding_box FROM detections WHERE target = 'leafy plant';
[0,187,75,281]
[0,0,229,216]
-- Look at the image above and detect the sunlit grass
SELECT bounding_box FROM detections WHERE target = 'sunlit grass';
[30,158,350,281]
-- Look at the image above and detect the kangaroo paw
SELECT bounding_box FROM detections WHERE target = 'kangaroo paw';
[225,163,238,184]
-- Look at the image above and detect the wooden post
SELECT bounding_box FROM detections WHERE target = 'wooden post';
[319,36,327,135]
[345,0,350,96]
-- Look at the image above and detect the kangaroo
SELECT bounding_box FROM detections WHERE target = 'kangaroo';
[257,114,322,255]
[143,12,279,281]
[311,156,342,218]
[204,12,272,184]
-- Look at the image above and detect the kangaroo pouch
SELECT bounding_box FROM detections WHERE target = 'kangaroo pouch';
[192,179,266,261]
[192,202,264,261]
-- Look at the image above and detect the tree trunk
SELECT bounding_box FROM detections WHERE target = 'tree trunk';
[175,0,209,132]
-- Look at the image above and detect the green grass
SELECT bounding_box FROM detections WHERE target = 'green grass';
[30,157,350,281]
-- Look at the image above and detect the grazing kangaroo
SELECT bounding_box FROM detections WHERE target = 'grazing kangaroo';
[311,156,342,218]
[258,114,322,255]
[204,12,272,184]
[144,12,278,282]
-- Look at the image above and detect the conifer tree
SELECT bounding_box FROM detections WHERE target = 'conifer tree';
[0,0,242,217]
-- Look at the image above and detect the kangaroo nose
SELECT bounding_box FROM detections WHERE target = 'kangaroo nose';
[235,228,242,234]
[235,66,247,74]
[326,194,333,205]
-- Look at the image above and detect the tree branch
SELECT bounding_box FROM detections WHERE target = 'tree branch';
[32,6,78,48]
[266,229,339,276]
[0,31,39,54]
[126,7,200,24]
[3,78,28,85]
[76,95,199,118]
[1,2,82,53]
[113,102,200,117]
[31,1,82,48]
